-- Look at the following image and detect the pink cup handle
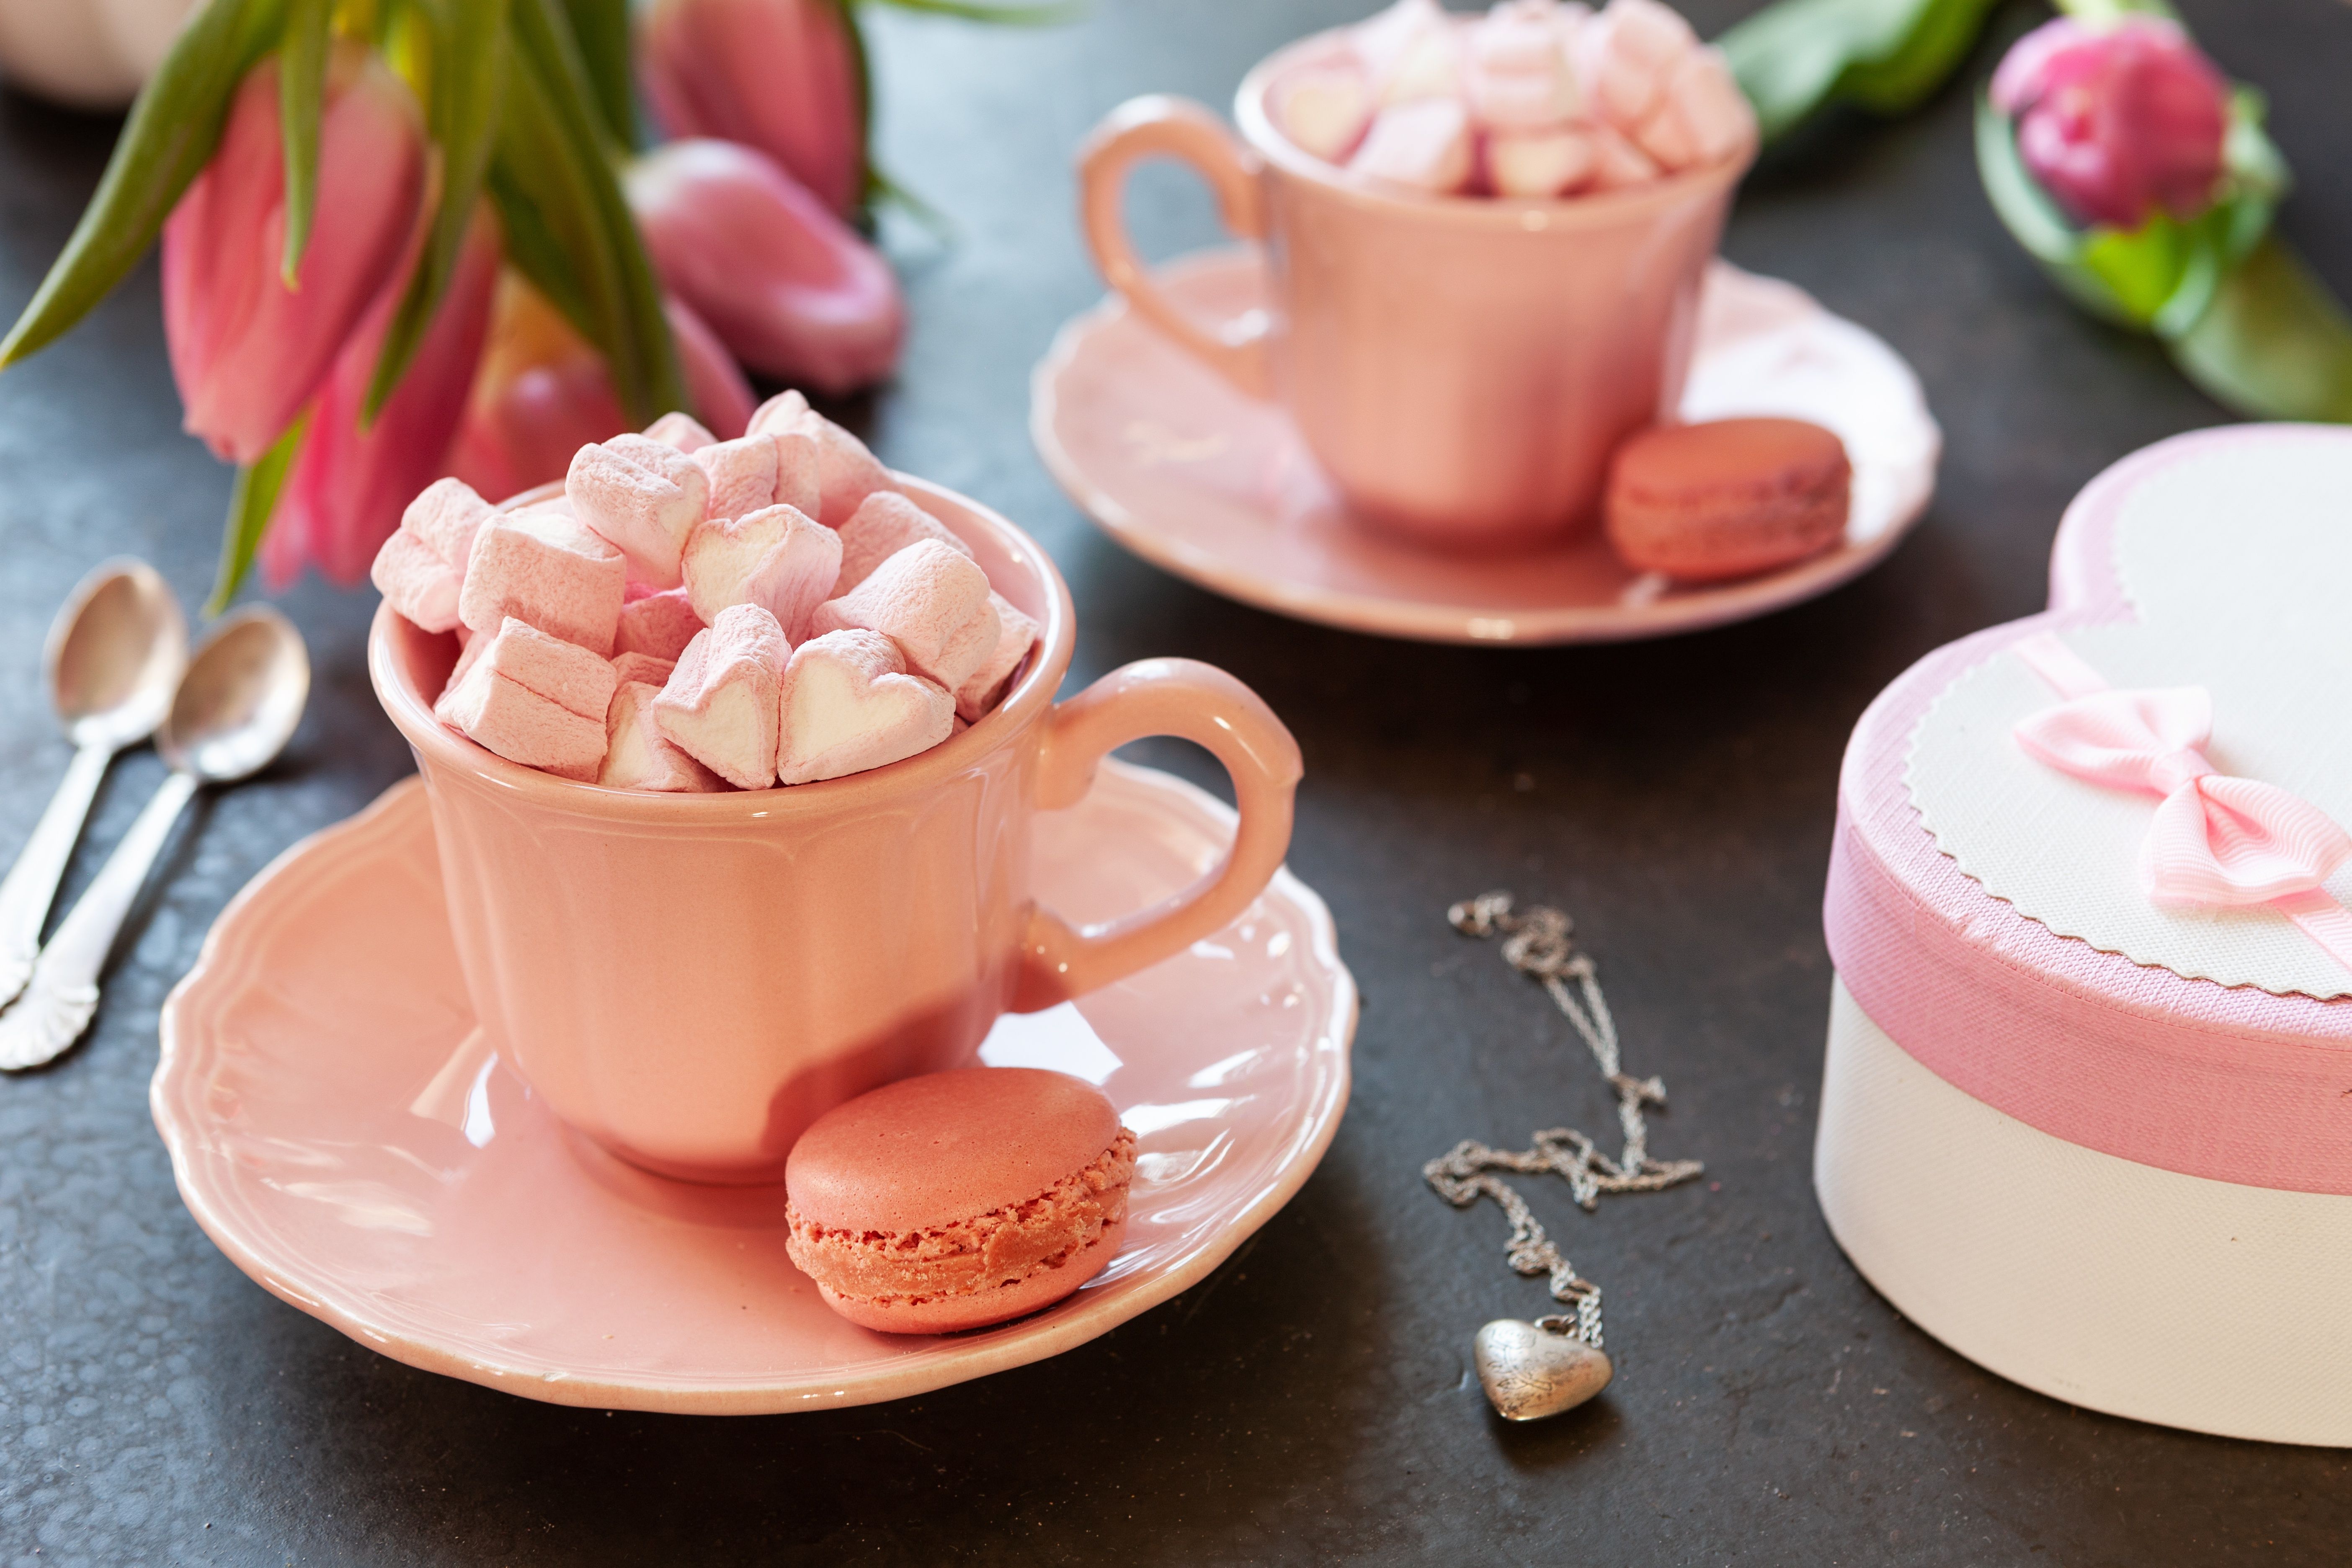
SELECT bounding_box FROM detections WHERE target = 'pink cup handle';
[1014,659,1302,1010]
[1078,95,1274,399]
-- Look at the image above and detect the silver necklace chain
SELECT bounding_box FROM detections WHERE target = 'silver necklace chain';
[1424,892,1705,1349]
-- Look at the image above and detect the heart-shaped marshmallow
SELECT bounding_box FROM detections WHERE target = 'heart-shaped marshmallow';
[458,502,627,655]
[653,603,789,789]
[775,629,955,785]
[808,539,999,694]
[567,432,710,591]
[834,490,975,595]
[601,680,725,792]
[748,390,897,524]
[682,503,843,644]
[1270,63,1375,162]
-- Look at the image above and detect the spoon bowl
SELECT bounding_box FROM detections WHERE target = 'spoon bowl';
[158,607,310,784]
[46,559,186,749]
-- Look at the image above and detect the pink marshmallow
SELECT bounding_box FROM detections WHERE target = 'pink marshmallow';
[1467,0,1583,129]
[600,681,725,792]
[808,539,1000,694]
[1349,98,1473,194]
[694,430,821,523]
[653,603,788,789]
[611,650,678,688]
[458,502,628,655]
[746,390,897,525]
[614,586,704,662]
[1575,0,1696,130]
[643,411,716,453]
[954,593,1041,723]
[775,629,955,785]
[566,433,710,591]
[1587,121,1662,189]
[682,503,843,644]
[434,616,617,782]
[834,490,975,594]
[1270,63,1375,162]
[1354,0,1464,105]
[370,477,492,633]
[1633,46,1753,170]
[1488,125,1599,196]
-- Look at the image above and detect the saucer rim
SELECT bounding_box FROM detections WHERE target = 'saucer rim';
[152,765,1357,1414]
[1030,247,1941,646]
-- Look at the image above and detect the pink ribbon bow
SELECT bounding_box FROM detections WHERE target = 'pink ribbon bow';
[2012,632,2352,975]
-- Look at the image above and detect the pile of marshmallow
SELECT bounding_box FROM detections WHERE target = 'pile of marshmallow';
[1271,0,1754,199]
[370,391,1038,792]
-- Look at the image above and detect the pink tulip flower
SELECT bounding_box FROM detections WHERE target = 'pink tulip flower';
[1991,17,2228,232]
[448,273,754,504]
[624,138,903,395]
[258,207,501,590]
[162,44,426,464]
[638,0,866,218]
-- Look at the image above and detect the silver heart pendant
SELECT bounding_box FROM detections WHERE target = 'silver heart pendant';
[1473,1319,1614,1421]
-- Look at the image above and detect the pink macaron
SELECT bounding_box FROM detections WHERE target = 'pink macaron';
[784,1068,1138,1334]
[1604,416,1852,583]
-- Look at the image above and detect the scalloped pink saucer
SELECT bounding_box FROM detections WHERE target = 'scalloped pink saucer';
[1032,249,1941,644]
[153,761,1354,1414]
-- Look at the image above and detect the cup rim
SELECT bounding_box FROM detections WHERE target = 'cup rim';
[368,472,1077,819]
[1231,27,1758,228]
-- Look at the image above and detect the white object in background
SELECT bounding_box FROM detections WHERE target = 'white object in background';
[0,0,197,111]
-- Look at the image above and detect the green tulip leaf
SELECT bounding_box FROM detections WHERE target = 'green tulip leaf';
[493,0,686,426]
[208,412,308,616]
[2166,236,2352,423]
[364,0,511,424]
[0,0,290,371]
[276,0,330,286]
[1718,0,1999,145]
[558,0,634,147]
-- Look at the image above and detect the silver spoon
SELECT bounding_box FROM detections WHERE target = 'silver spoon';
[0,606,307,1072]
[0,560,187,1008]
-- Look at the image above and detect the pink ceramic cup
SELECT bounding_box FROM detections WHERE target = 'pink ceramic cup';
[1078,33,1755,552]
[370,475,1302,1185]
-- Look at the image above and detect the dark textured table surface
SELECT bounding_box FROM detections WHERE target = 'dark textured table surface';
[4,1,2350,1562]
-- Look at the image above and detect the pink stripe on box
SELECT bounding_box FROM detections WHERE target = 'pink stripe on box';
[1824,425,2352,1196]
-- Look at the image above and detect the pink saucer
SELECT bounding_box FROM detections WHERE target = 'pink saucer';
[1031,249,1941,644]
[153,761,1354,1414]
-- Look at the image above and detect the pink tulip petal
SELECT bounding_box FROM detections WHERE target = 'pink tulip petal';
[639,0,865,218]
[625,138,903,395]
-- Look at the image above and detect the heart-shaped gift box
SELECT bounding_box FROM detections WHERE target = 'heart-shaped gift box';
[1819,424,2352,1446]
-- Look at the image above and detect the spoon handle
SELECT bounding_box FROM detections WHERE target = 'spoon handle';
[0,770,198,1072]
[0,741,114,1008]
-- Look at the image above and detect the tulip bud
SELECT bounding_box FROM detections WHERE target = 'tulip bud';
[624,139,904,396]
[161,44,426,464]
[638,0,865,219]
[449,271,755,503]
[1990,17,2228,232]
[258,208,501,590]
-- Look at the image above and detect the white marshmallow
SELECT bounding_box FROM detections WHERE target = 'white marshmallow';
[1270,62,1375,161]
[1350,98,1474,193]
[1488,125,1599,196]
